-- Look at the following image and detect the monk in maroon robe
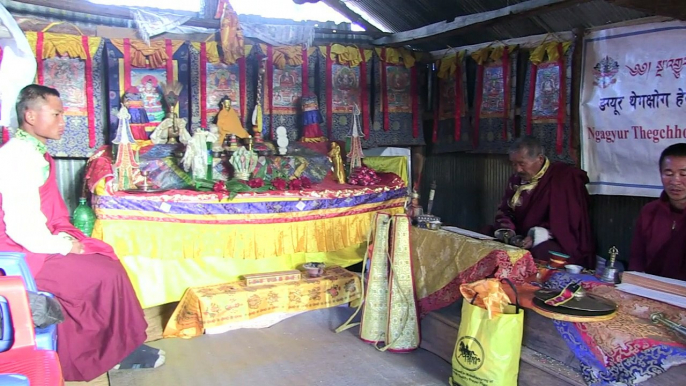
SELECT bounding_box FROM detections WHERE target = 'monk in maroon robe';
[629,143,686,280]
[486,136,595,267]
[0,85,165,381]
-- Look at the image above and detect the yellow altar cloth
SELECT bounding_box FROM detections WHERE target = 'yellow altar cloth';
[410,228,537,315]
[163,266,361,338]
[91,184,405,308]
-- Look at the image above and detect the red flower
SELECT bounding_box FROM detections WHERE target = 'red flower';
[272,178,287,190]
[248,178,264,188]
[213,181,228,192]
[300,176,312,189]
[289,178,302,190]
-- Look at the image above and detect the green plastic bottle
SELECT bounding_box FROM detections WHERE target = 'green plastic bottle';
[72,197,96,237]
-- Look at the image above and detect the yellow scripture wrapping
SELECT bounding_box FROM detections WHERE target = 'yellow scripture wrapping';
[449,301,524,386]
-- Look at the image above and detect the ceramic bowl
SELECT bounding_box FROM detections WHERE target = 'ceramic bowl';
[303,262,326,278]
[565,264,583,274]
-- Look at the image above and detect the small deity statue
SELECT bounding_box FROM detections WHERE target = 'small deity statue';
[328,142,346,184]
[122,87,149,140]
[215,96,250,150]
[150,81,190,145]
[406,190,424,218]
[181,127,219,180]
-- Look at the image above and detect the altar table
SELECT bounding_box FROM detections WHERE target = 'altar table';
[410,228,538,316]
[163,266,362,338]
[91,179,406,309]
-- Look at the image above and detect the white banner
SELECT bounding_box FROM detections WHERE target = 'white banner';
[580,21,686,197]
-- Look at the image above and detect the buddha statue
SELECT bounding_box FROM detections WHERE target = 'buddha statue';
[214,96,250,150]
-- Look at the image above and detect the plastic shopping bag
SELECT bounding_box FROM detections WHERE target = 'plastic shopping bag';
[449,279,524,386]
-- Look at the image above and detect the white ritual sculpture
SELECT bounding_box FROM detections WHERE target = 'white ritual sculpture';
[276,126,289,155]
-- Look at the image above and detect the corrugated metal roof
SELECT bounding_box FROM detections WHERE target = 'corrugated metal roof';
[346,0,651,49]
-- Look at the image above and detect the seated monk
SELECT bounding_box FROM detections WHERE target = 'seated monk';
[0,85,166,382]
[484,136,595,267]
[629,143,686,280]
[215,96,249,146]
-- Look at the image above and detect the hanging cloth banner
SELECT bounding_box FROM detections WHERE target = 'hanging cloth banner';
[259,44,317,141]
[371,47,425,148]
[524,41,574,163]
[106,38,189,142]
[317,44,372,142]
[189,41,252,130]
[24,26,104,157]
[432,51,472,153]
[471,45,518,153]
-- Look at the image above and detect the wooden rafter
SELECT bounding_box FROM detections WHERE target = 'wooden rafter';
[319,0,384,35]
[605,0,686,21]
[373,0,590,46]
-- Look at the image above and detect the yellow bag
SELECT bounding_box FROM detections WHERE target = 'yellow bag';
[449,280,524,386]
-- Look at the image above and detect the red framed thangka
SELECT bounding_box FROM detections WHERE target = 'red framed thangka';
[371,47,424,148]
[21,27,105,157]
[259,44,318,141]
[189,41,253,130]
[471,45,518,153]
[431,50,472,153]
[523,41,575,163]
[317,44,372,143]
[105,38,190,142]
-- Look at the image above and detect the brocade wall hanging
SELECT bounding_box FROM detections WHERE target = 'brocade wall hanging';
[20,29,105,157]
[316,44,372,143]
[431,51,472,153]
[521,41,575,164]
[257,44,318,141]
[189,41,254,130]
[372,47,425,148]
[471,45,518,153]
[105,39,190,142]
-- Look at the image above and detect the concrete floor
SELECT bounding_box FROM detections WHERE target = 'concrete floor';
[108,307,451,386]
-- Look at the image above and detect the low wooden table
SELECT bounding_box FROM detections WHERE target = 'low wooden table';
[163,266,361,338]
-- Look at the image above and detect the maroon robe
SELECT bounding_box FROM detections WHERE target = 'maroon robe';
[629,192,686,281]
[492,162,595,267]
[0,152,147,381]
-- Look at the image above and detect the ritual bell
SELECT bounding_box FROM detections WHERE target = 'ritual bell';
[600,246,619,284]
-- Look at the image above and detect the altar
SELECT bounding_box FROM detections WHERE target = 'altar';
[88,156,407,308]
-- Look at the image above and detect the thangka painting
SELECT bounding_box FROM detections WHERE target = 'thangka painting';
[189,42,254,130]
[105,39,190,142]
[317,44,372,144]
[371,48,424,148]
[259,44,318,141]
[21,32,105,157]
[432,53,473,154]
[471,47,518,154]
[522,42,575,164]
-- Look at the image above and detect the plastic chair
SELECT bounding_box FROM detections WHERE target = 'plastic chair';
[0,253,57,351]
[0,276,64,386]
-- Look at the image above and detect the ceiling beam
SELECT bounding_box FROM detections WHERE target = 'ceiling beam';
[12,0,221,29]
[373,0,589,46]
[605,0,686,21]
[319,0,384,35]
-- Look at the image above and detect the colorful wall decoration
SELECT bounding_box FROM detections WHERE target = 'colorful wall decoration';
[371,47,425,148]
[431,51,472,153]
[317,44,372,144]
[105,39,190,142]
[258,44,318,141]
[189,41,254,130]
[471,45,518,153]
[20,31,105,157]
[521,41,575,164]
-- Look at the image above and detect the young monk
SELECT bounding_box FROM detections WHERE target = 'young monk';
[485,136,595,267]
[629,143,686,280]
[0,85,165,381]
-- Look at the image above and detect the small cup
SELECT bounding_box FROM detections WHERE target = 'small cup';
[303,262,326,278]
[565,264,583,274]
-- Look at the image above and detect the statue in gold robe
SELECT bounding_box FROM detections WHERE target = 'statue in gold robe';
[215,97,249,149]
